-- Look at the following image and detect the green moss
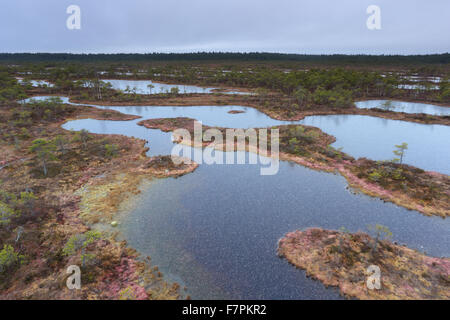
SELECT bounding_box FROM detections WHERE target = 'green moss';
[63,230,102,257]
[0,244,24,274]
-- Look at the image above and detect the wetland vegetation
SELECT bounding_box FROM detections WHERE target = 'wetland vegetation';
[0,53,449,299]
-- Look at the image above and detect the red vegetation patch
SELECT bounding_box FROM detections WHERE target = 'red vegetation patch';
[278,228,450,300]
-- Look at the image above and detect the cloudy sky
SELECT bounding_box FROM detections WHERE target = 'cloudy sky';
[1,0,449,54]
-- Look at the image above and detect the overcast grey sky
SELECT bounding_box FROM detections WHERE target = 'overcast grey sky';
[1,0,449,54]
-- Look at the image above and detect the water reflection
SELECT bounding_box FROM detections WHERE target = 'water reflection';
[355,100,450,116]
[300,115,450,174]
[28,95,450,174]
[58,98,450,300]
[102,79,251,95]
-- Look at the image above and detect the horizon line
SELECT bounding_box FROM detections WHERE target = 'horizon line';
[1,52,449,57]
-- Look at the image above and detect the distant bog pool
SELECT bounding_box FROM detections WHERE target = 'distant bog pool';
[102,79,251,95]
[355,100,450,116]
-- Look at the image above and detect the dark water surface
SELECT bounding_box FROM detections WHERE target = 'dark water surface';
[118,160,449,299]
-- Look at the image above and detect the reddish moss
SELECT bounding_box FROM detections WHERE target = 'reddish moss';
[278,228,450,300]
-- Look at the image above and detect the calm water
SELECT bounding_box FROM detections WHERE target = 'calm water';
[59,99,450,174]
[29,95,450,174]
[398,84,439,90]
[102,79,251,95]
[59,99,450,300]
[22,96,70,103]
[355,100,450,116]
[402,76,442,83]
[118,160,449,299]
[17,78,54,87]
[300,115,450,174]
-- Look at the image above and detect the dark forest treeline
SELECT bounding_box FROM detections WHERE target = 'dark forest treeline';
[1,52,449,65]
